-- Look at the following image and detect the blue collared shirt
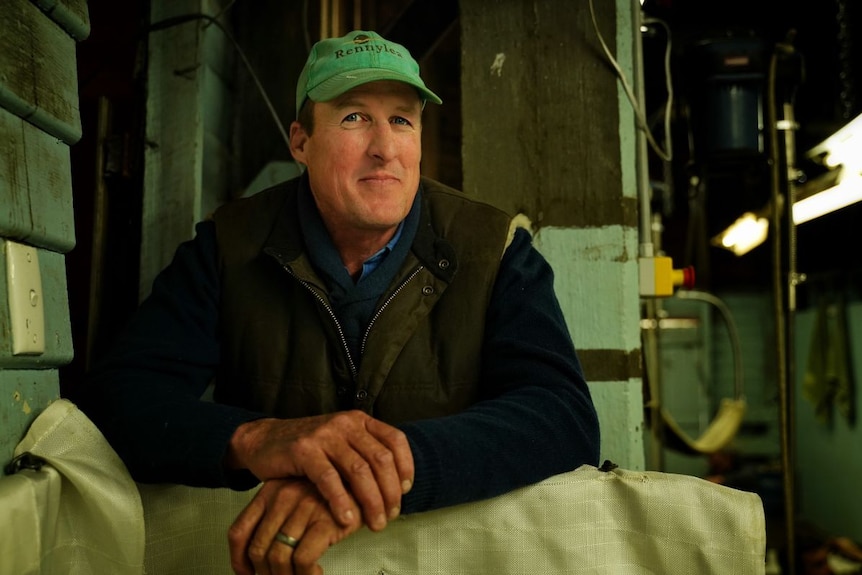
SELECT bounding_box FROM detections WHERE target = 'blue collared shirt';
[357,221,404,282]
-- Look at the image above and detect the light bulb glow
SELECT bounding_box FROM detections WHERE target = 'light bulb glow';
[712,212,769,256]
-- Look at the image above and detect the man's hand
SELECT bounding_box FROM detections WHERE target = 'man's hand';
[228,478,362,575]
[226,410,413,531]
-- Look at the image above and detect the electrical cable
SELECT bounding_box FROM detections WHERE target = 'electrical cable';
[149,13,291,151]
[588,0,673,163]
[203,0,238,28]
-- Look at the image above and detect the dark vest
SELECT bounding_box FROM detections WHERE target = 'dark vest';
[211,176,512,425]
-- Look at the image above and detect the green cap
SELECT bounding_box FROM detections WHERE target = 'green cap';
[296,30,442,116]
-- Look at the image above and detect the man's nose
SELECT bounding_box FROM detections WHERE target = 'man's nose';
[367,123,397,161]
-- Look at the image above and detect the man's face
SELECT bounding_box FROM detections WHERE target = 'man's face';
[290,80,423,235]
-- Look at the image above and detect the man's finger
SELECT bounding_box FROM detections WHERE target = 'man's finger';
[346,431,406,523]
[366,418,415,492]
[301,458,363,528]
[335,446,389,530]
[228,494,267,575]
[292,521,339,575]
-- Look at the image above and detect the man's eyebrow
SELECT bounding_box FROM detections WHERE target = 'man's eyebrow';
[331,95,421,115]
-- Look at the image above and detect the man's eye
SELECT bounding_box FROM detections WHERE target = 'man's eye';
[392,117,412,126]
[343,113,362,123]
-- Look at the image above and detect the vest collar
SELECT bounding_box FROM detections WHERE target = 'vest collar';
[262,173,458,284]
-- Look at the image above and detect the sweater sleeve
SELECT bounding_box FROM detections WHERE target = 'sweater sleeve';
[398,227,601,514]
[72,220,264,489]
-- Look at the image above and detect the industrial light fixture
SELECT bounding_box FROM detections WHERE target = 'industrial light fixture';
[711,211,770,256]
[808,112,862,169]
[798,112,862,223]
[793,166,862,224]
[712,112,862,255]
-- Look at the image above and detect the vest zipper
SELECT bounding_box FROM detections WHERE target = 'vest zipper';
[282,264,425,378]
[282,266,359,377]
[359,266,425,357]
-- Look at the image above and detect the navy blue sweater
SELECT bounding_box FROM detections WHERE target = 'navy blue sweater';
[75,186,600,515]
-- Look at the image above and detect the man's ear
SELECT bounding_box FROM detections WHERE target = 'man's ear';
[289,121,308,164]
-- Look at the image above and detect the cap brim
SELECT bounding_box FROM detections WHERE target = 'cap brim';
[307,68,442,106]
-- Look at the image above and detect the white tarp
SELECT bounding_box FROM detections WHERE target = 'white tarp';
[2,399,766,574]
[1,399,144,575]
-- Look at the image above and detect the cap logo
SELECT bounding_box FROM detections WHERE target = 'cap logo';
[334,36,404,60]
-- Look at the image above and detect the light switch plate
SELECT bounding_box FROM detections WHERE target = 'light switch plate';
[5,240,45,355]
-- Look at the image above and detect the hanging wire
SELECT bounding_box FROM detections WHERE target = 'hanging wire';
[588,0,674,163]
[202,0,238,28]
[150,13,291,151]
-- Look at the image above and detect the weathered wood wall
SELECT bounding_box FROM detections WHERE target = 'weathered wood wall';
[0,0,87,467]
[460,0,633,230]
[140,0,238,298]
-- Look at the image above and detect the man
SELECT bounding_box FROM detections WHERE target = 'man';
[75,30,600,575]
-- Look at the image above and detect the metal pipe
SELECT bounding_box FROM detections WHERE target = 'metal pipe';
[628,0,664,469]
[768,41,797,575]
[632,0,654,258]
[86,96,112,372]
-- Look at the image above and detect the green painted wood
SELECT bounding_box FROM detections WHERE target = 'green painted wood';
[589,378,646,470]
[0,241,74,368]
[0,0,79,479]
[142,0,242,300]
[141,1,206,299]
[30,0,91,41]
[0,0,82,144]
[0,108,75,253]
[0,114,32,243]
[0,370,60,468]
